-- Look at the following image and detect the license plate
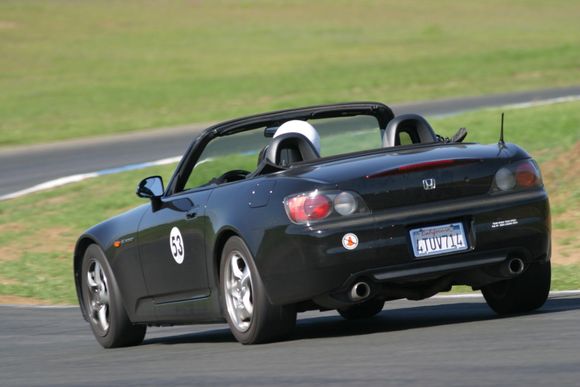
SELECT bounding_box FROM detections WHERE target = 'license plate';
[410,223,468,258]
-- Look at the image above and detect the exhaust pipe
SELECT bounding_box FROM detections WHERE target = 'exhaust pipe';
[508,258,525,275]
[350,281,371,301]
[501,257,525,276]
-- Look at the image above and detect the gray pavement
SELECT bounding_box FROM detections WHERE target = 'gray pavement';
[1,293,580,386]
[2,86,580,198]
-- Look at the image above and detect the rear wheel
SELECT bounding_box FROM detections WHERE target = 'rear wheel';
[338,299,385,320]
[482,260,551,315]
[81,244,146,348]
[220,236,296,344]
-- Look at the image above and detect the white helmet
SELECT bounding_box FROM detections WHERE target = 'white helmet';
[274,120,320,154]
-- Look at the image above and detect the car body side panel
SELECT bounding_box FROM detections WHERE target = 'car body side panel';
[138,193,211,303]
[202,176,321,296]
[74,204,155,322]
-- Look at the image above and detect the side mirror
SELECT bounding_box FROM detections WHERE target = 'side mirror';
[137,176,164,199]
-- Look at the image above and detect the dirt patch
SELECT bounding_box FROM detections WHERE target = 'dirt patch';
[0,295,53,305]
[34,226,76,253]
[0,222,25,234]
[0,225,75,262]
[0,244,22,262]
[0,223,27,261]
[0,276,18,286]
[0,21,18,30]
[542,142,580,264]
[41,193,77,208]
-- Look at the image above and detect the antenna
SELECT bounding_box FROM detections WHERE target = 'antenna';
[499,112,505,146]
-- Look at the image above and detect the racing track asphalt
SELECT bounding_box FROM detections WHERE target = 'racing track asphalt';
[2,293,580,386]
[2,86,580,198]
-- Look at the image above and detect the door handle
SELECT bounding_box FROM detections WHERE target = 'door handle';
[186,210,197,219]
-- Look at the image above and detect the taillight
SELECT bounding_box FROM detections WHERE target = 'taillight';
[515,162,539,187]
[285,192,332,223]
[493,159,542,192]
[284,190,367,224]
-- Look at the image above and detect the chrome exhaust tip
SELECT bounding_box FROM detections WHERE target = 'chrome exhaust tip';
[507,258,525,275]
[350,282,371,301]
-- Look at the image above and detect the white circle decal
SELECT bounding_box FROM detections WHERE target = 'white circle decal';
[342,233,359,250]
[169,227,185,264]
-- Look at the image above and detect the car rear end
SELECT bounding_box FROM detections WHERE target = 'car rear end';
[256,142,550,309]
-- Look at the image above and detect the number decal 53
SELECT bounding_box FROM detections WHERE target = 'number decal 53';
[169,227,185,264]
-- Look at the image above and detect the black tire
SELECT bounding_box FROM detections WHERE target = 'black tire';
[80,244,146,348]
[482,260,551,315]
[220,236,296,344]
[338,299,385,320]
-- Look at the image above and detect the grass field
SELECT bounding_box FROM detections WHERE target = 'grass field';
[0,101,578,304]
[1,0,580,146]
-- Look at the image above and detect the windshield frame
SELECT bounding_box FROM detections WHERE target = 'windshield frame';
[164,102,394,196]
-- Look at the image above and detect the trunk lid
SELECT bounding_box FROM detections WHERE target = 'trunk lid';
[282,143,526,211]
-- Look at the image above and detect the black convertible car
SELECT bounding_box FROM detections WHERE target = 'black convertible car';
[74,102,551,348]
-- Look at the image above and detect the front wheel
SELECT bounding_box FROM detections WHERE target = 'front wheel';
[482,260,551,315]
[220,236,296,344]
[80,244,146,348]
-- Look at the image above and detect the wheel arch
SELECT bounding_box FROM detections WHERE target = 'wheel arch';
[212,227,241,286]
[73,235,100,321]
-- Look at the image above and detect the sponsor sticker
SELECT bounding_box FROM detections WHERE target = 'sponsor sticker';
[342,233,359,250]
[169,227,185,264]
[491,219,519,229]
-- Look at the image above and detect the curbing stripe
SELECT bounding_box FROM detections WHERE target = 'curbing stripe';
[0,156,181,201]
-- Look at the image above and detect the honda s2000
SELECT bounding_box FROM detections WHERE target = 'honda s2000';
[74,102,550,347]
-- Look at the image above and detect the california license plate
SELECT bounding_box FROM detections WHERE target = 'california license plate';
[410,223,468,258]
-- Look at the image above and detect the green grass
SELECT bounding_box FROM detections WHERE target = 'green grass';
[1,0,580,146]
[326,101,580,162]
[1,101,579,304]
[432,102,580,162]
[0,163,174,304]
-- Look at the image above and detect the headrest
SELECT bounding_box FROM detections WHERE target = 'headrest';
[265,133,320,167]
[382,114,437,147]
[274,120,321,154]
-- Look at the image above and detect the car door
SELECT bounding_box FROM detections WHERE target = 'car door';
[137,189,212,304]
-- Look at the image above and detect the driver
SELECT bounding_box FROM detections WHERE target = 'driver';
[273,120,321,155]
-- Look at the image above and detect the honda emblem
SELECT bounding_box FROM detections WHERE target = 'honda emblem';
[422,178,436,190]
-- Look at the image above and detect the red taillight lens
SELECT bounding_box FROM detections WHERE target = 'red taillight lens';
[286,195,308,223]
[286,193,331,223]
[304,194,332,219]
[493,159,542,192]
[516,161,539,187]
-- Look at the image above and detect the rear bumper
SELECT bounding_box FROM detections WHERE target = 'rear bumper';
[257,189,550,306]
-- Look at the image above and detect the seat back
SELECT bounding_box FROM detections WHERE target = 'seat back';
[382,114,437,148]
